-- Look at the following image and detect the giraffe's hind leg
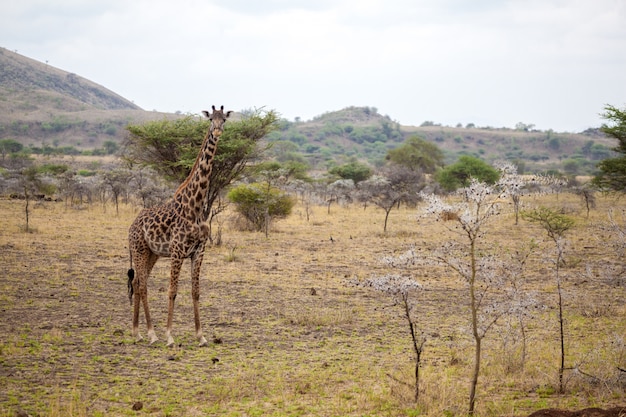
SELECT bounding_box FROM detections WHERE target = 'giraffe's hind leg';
[133,251,159,344]
[132,275,142,342]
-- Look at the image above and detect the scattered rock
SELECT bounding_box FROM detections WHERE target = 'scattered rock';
[132,401,143,411]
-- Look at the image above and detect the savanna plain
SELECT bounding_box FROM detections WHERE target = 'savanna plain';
[1,192,625,417]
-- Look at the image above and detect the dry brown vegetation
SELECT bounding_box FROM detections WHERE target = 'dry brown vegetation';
[1,192,626,417]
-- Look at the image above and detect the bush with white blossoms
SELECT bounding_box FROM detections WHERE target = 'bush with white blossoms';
[352,273,422,295]
[383,178,537,414]
[350,273,425,402]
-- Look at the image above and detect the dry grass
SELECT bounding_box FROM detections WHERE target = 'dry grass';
[1,193,625,416]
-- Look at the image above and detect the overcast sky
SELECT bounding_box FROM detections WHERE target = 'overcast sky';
[2,0,625,132]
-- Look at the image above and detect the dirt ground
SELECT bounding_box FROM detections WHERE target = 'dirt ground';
[527,407,626,416]
[1,196,626,416]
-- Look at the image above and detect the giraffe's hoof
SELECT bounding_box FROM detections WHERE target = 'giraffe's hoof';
[133,327,142,340]
[166,336,175,348]
[147,330,158,345]
[198,336,208,347]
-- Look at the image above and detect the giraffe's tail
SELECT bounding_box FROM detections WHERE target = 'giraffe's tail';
[127,250,135,305]
[127,268,135,305]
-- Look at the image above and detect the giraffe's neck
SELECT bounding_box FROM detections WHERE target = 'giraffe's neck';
[173,130,219,221]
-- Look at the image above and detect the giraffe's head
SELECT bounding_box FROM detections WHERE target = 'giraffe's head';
[202,105,232,138]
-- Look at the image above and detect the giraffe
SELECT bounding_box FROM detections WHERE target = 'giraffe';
[127,105,232,347]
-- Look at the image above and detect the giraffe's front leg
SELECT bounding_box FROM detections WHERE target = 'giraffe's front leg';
[191,249,208,347]
[140,293,159,345]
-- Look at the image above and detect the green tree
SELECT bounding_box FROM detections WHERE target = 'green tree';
[562,158,581,176]
[251,160,309,182]
[522,207,574,393]
[103,140,119,155]
[0,139,24,160]
[593,104,626,192]
[435,155,499,191]
[328,160,372,184]
[122,109,279,216]
[227,182,295,235]
[385,136,444,173]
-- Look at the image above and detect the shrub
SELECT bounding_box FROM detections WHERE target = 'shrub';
[227,183,295,233]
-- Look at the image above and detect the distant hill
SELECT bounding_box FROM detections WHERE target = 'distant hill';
[0,47,176,151]
[0,47,140,112]
[269,107,615,175]
[0,48,616,175]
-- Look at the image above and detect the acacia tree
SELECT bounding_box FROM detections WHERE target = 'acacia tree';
[436,155,500,192]
[122,109,279,237]
[328,160,373,184]
[357,166,425,232]
[0,139,23,160]
[522,207,574,393]
[385,135,444,174]
[593,104,626,192]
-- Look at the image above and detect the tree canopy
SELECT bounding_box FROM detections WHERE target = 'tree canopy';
[0,139,24,159]
[227,182,295,233]
[385,135,444,174]
[435,155,499,192]
[122,109,279,212]
[593,104,626,192]
[329,160,373,184]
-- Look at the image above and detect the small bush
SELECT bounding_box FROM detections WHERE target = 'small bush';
[227,183,295,232]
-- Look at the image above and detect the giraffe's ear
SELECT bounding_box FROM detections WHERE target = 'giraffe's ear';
[202,110,210,118]
[226,110,233,118]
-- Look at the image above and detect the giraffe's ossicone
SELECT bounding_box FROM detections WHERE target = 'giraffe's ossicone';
[127,105,231,347]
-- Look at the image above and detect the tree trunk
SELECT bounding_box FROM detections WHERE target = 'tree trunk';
[557,248,565,393]
[468,238,480,415]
